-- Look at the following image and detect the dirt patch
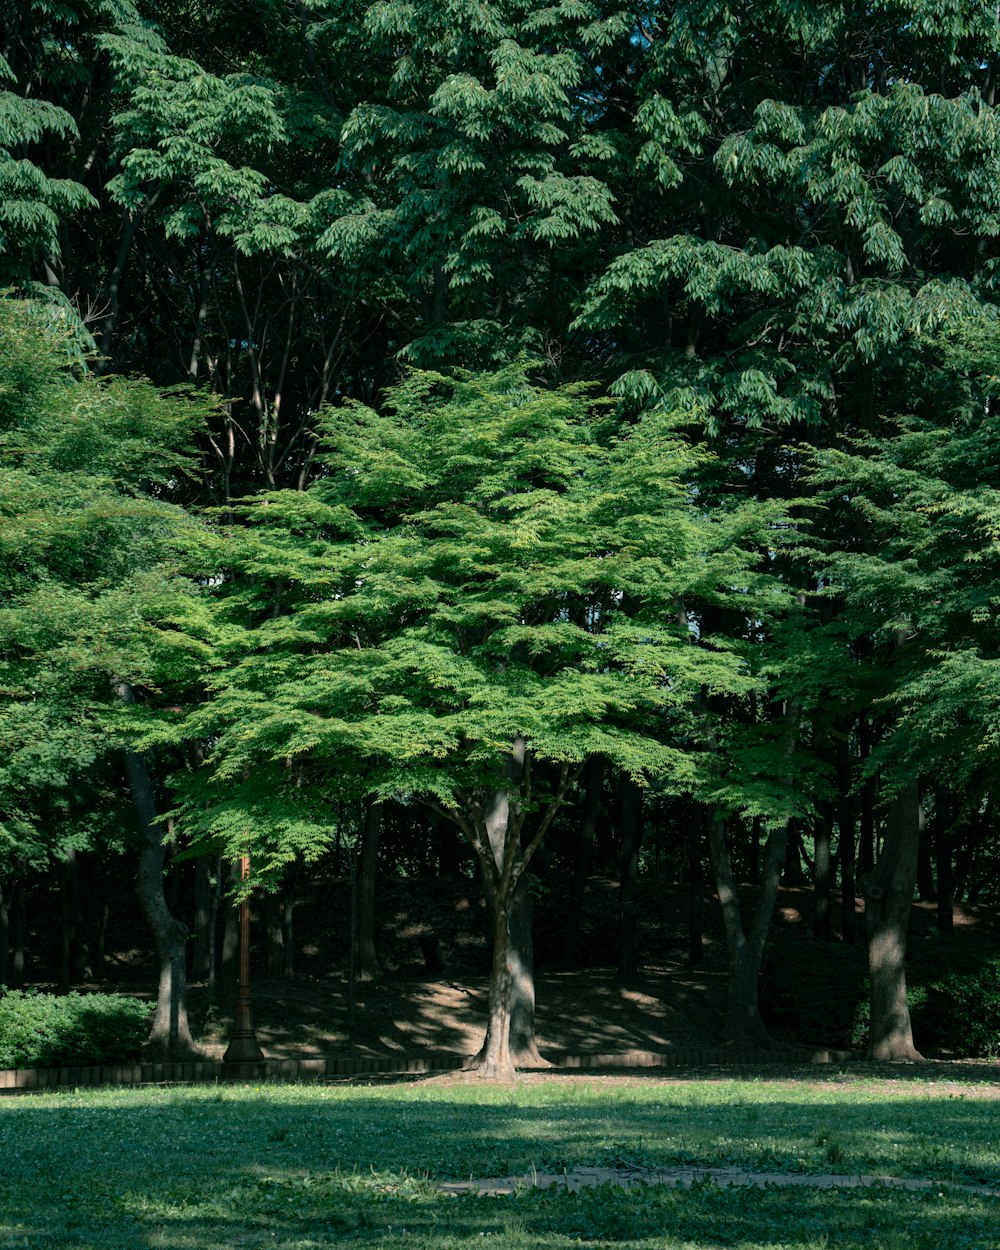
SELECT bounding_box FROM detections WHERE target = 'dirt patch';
[191,963,729,1063]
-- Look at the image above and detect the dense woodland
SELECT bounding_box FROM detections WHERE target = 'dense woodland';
[3,0,1000,1078]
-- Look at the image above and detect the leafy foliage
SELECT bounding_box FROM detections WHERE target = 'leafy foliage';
[0,990,151,1068]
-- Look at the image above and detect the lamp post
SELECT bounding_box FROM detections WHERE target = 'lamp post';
[222,854,266,1078]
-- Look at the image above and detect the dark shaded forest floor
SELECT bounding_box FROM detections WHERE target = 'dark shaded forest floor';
[20,870,999,1065]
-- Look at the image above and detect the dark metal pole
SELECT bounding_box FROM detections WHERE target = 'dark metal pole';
[222,854,265,1076]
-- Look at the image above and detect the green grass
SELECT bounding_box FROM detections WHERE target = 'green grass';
[2,1073,998,1249]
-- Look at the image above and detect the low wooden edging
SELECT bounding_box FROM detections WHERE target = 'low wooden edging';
[0,1045,860,1094]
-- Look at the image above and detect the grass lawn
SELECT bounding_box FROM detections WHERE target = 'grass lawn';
[2,1070,998,1249]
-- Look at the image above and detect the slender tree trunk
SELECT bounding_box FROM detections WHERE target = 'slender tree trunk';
[220,858,240,993]
[858,714,876,875]
[708,811,790,1046]
[862,782,923,1061]
[781,819,806,884]
[687,810,705,967]
[838,732,857,945]
[916,797,934,902]
[0,877,8,986]
[266,890,285,979]
[191,855,213,982]
[12,878,25,987]
[116,683,197,1059]
[121,756,198,1058]
[747,815,762,886]
[617,774,643,985]
[58,849,92,987]
[358,801,381,982]
[561,756,602,968]
[281,857,297,979]
[813,808,833,942]
[935,793,954,936]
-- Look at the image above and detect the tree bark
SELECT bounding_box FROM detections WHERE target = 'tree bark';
[861,782,923,1061]
[358,801,381,982]
[507,875,544,1065]
[462,742,575,1078]
[117,684,198,1059]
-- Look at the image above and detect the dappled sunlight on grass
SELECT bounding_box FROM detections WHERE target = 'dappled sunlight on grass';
[3,1076,999,1247]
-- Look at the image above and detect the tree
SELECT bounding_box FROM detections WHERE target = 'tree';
[0,295,209,1055]
[177,364,781,1076]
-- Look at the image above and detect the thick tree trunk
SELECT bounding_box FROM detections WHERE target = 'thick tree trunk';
[117,685,198,1059]
[617,774,643,985]
[782,821,807,885]
[508,875,545,1066]
[561,756,602,968]
[358,802,381,982]
[862,782,923,1061]
[477,890,516,1079]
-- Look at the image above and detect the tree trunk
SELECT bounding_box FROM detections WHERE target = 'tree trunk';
[707,811,789,1046]
[11,878,25,987]
[858,713,876,875]
[477,886,516,1079]
[561,756,602,968]
[617,773,643,985]
[191,855,214,982]
[358,801,381,982]
[508,875,545,1065]
[117,683,197,1059]
[0,877,8,986]
[782,821,807,885]
[837,732,857,945]
[862,782,923,1061]
[916,797,934,902]
[281,857,297,979]
[687,808,705,966]
[935,792,954,937]
[266,890,285,979]
[813,808,833,942]
[220,858,240,994]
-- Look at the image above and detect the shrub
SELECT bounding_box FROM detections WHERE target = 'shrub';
[0,990,152,1069]
[919,957,1000,1058]
[763,931,1000,1056]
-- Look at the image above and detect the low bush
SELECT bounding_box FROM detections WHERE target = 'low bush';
[0,990,151,1069]
[919,956,1000,1058]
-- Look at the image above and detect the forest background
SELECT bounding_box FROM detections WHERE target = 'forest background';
[3,0,1000,1079]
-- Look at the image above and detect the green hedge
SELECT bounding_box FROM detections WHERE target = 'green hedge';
[0,991,152,1069]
